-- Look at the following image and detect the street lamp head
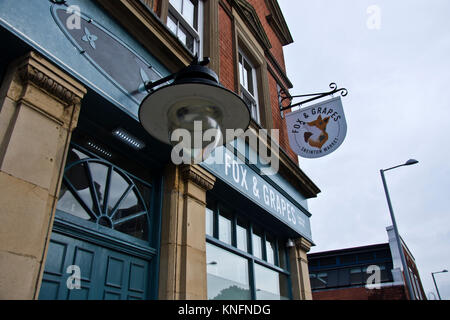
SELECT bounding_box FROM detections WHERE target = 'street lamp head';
[139,58,250,162]
[404,159,419,166]
[443,269,448,273]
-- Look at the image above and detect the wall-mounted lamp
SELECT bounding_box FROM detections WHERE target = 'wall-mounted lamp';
[286,239,295,248]
[139,58,250,161]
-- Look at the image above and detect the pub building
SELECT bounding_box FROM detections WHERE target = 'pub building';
[0,0,321,300]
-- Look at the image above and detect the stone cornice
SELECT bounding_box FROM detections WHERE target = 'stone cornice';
[296,237,313,253]
[17,52,86,106]
[181,165,216,191]
[264,0,293,46]
[266,50,293,89]
[95,0,193,72]
[231,0,272,50]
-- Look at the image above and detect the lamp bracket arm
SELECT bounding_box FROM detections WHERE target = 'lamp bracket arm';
[144,73,177,92]
[143,57,211,92]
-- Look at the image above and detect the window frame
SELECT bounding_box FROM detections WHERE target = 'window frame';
[52,140,164,261]
[309,262,395,290]
[167,0,204,57]
[205,199,292,300]
[238,50,260,124]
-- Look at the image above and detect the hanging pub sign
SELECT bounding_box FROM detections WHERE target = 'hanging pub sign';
[285,97,347,159]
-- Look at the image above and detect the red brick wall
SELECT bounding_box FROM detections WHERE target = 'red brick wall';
[313,286,408,300]
[250,0,297,163]
[247,0,286,71]
[216,0,299,164]
[268,73,298,161]
[218,4,236,92]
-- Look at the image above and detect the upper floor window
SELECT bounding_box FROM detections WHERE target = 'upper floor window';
[309,262,394,290]
[167,0,203,56]
[238,51,260,124]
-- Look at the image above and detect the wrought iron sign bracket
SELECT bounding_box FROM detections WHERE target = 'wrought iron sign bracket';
[279,83,348,113]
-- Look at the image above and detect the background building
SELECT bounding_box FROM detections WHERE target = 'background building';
[308,226,426,300]
[0,0,320,300]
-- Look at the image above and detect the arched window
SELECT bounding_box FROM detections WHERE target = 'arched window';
[56,147,151,241]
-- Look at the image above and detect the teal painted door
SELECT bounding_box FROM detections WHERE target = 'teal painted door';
[40,232,151,300]
[39,145,160,300]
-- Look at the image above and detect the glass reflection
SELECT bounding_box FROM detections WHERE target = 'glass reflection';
[65,162,96,214]
[112,188,148,241]
[254,264,289,300]
[183,0,195,27]
[114,189,143,219]
[108,170,130,213]
[278,239,287,269]
[236,222,248,253]
[206,244,251,300]
[266,235,275,265]
[70,148,89,161]
[89,162,108,210]
[169,0,182,13]
[133,179,152,210]
[167,14,177,34]
[114,212,148,241]
[206,208,214,237]
[252,228,263,259]
[57,182,92,221]
[218,212,232,245]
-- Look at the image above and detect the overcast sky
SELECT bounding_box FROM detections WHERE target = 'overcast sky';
[278,0,450,300]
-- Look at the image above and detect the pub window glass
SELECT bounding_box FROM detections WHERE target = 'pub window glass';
[205,202,292,300]
[277,239,287,269]
[265,234,276,265]
[254,264,289,300]
[205,207,214,237]
[236,219,248,253]
[252,227,263,260]
[206,243,251,300]
[218,210,233,245]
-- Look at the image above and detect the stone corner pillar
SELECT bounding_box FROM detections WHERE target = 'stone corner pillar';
[289,237,313,300]
[158,164,215,300]
[0,51,86,300]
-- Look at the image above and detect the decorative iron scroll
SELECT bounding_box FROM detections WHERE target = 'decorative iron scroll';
[279,83,348,112]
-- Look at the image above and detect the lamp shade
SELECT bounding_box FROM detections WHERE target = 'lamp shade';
[405,159,419,166]
[138,64,250,151]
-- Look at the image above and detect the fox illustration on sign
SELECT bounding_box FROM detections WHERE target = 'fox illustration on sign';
[285,97,347,159]
[304,115,331,149]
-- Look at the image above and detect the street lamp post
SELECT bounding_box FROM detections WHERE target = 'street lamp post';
[380,159,419,300]
[431,269,448,300]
